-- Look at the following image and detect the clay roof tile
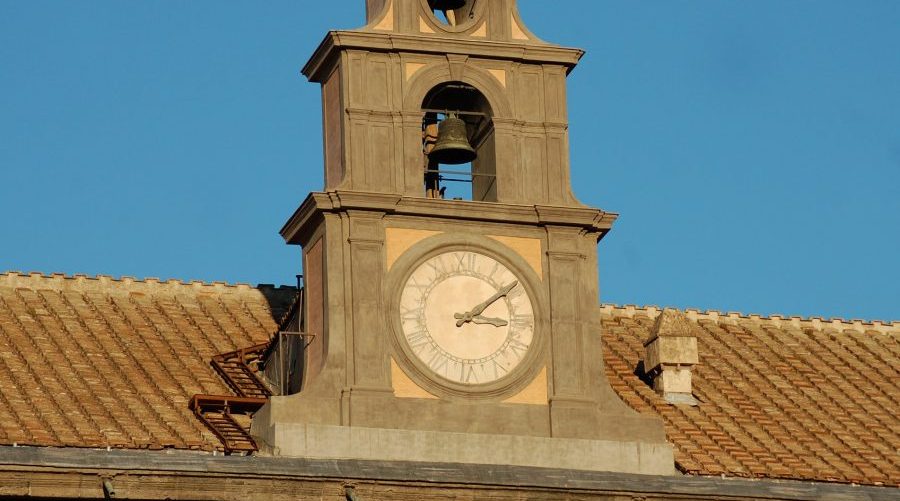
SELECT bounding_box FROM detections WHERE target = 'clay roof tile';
[601,304,899,487]
[0,272,295,452]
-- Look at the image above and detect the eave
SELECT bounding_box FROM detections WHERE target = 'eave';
[302,30,585,82]
[279,191,618,245]
[0,446,894,500]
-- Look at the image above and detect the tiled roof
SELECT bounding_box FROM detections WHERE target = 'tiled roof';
[601,305,899,487]
[0,272,897,486]
[0,272,295,451]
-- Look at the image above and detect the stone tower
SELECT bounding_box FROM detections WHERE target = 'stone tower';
[251,0,674,474]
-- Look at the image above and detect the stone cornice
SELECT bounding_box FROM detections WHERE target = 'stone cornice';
[0,446,894,500]
[280,191,618,245]
[302,30,584,82]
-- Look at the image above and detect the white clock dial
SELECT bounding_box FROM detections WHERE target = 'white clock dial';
[399,250,535,385]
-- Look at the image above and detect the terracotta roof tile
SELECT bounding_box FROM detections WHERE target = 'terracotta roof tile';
[600,304,900,486]
[0,272,896,486]
[0,272,296,451]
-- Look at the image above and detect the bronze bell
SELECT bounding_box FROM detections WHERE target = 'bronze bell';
[430,0,466,11]
[429,116,476,165]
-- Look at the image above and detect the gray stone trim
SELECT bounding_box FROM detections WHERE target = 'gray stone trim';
[0,446,893,500]
[280,191,616,245]
[302,31,584,82]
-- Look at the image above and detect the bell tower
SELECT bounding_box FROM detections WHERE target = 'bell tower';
[310,0,583,206]
[251,0,675,475]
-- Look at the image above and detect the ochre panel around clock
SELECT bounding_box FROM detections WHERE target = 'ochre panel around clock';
[385,229,543,279]
[385,228,442,270]
[488,235,542,279]
[503,366,548,405]
[391,357,439,399]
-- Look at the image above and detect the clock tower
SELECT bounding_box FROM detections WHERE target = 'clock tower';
[251,0,674,474]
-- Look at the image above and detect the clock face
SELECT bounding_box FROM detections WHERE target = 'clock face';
[399,250,535,386]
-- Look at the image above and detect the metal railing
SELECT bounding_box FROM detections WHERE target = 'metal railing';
[263,331,316,396]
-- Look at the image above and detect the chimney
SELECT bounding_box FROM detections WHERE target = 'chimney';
[643,309,699,405]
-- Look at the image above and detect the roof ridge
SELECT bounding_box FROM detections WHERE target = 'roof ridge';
[0,270,298,292]
[598,303,898,333]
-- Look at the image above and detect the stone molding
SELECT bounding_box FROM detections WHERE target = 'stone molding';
[600,304,898,336]
[259,423,674,476]
[302,30,584,82]
[280,191,617,245]
[0,446,893,501]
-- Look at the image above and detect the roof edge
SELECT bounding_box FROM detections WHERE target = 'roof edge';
[599,304,898,334]
[0,271,298,293]
[0,446,895,496]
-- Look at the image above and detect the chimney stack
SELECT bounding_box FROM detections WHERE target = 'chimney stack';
[643,309,699,405]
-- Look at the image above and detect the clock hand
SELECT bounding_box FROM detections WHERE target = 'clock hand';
[471,281,517,316]
[470,315,509,327]
[455,281,518,327]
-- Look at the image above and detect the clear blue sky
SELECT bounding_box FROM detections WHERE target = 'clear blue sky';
[1,1,898,321]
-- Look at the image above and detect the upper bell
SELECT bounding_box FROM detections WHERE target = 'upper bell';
[429,116,477,165]
[430,0,467,11]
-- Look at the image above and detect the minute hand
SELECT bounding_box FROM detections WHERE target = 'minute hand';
[454,280,518,327]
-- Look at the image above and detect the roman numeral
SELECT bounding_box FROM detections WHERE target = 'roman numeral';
[425,256,451,277]
[427,351,449,375]
[408,278,429,292]
[510,313,533,329]
[506,338,529,359]
[488,261,501,282]
[489,359,509,379]
[406,330,430,351]
[455,252,476,272]
[401,305,424,323]
[462,364,478,384]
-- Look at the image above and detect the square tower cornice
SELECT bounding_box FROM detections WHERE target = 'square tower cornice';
[302,30,584,83]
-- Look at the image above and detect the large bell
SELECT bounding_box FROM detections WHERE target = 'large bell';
[430,0,466,11]
[429,116,476,165]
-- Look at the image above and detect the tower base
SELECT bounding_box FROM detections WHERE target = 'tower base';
[252,421,675,476]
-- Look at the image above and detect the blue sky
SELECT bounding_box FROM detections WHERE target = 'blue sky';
[1,1,897,321]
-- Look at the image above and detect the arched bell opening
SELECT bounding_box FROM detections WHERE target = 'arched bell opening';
[421,82,497,202]
[426,0,478,28]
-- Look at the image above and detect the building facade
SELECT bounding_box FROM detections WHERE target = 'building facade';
[0,1,897,499]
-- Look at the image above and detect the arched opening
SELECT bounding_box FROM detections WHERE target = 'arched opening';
[421,82,496,202]
[427,0,478,27]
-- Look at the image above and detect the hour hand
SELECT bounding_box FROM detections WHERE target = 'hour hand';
[454,281,518,327]
[470,315,508,327]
